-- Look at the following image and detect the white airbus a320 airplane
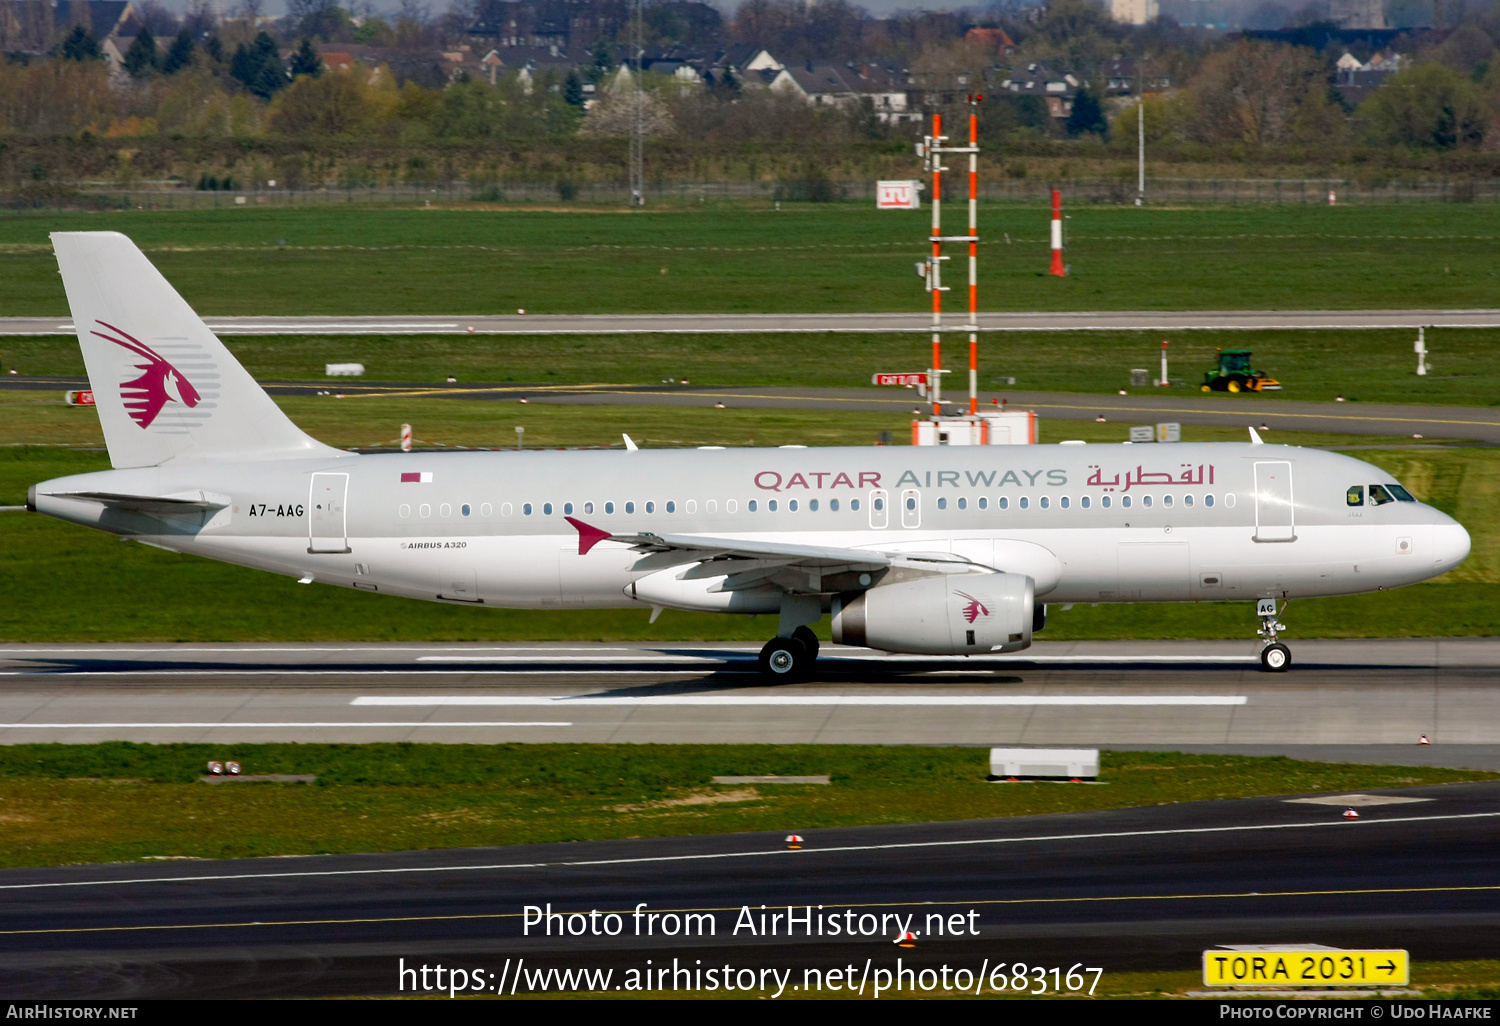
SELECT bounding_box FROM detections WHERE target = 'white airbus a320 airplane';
[29,233,1471,676]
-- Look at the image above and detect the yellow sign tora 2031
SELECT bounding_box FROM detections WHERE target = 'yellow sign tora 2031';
[1203,949,1409,987]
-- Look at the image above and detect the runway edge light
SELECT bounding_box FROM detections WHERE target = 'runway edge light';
[1203,947,1409,988]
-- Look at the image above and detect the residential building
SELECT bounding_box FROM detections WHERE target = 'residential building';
[1334,50,1405,105]
[963,26,1015,54]
[1101,56,1172,95]
[770,63,858,106]
[54,0,139,42]
[1000,61,1080,118]
[849,64,919,123]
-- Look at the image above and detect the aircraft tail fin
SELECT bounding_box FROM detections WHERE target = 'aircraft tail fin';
[51,231,346,469]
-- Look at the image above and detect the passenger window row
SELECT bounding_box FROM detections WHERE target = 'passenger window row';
[397,497,879,518]
[935,494,1223,510]
[397,492,1241,520]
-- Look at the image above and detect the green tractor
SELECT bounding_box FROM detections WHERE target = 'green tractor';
[1201,349,1281,393]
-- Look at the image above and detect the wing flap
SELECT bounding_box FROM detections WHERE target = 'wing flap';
[565,516,894,574]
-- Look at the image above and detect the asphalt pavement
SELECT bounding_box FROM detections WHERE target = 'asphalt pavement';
[2,640,1498,757]
[8,373,1498,443]
[2,781,1497,997]
[7,310,1500,335]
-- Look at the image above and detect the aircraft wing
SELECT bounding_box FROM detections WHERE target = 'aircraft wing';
[567,515,888,567]
[565,516,948,595]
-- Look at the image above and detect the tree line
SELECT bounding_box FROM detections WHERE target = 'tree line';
[9,0,1500,191]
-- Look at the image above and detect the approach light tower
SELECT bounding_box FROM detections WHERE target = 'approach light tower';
[919,98,982,419]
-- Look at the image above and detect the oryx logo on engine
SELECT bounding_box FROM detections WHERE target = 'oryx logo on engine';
[955,590,990,624]
[92,320,202,429]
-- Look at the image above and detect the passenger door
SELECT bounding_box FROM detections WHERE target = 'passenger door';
[1254,461,1296,542]
[307,472,351,554]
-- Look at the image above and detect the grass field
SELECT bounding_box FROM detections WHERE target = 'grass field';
[0,743,1485,868]
[7,204,1500,315]
[2,396,1496,642]
[5,325,1498,407]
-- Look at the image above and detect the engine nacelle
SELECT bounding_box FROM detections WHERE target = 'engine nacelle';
[830,572,1034,655]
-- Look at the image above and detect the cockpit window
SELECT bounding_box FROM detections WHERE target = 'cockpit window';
[1368,484,1396,506]
[1388,484,1416,502]
[1346,486,1364,507]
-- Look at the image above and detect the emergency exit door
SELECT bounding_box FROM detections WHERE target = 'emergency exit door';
[1254,461,1295,542]
[308,472,351,553]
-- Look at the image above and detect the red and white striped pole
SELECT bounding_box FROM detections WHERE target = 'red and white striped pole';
[967,103,979,416]
[931,112,944,418]
[1049,189,1066,277]
[400,423,412,452]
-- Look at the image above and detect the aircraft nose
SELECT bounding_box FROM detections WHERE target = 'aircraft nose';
[1432,520,1472,574]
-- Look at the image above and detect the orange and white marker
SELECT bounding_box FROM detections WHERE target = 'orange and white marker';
[895,931,917,948]
[400,424,412,452]
[930,113,944,419]
[1343,808,1359,820]
[207,761,223,775]
[967,101,979,416]
[1419,734,1431,745]
[1049,190,1066,277]
[785,834,804,850]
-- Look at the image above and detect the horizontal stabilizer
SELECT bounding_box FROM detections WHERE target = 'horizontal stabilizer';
[46,490,229,514]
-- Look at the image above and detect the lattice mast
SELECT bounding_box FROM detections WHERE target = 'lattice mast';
[628,0,644,207]
[921,100,981,420]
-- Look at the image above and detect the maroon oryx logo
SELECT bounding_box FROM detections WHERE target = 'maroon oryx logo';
[92,321,201,429]
[955,590,990,624]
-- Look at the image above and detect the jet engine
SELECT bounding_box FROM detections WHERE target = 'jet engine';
[830,572,1034,655]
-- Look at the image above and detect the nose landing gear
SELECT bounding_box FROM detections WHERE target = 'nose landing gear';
[1257,598,1291,672]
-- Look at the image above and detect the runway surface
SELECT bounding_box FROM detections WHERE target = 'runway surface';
[3,640,1499,760]
[3,782,1498,997]
[9,373,1498,442]
[6,309,1500,336]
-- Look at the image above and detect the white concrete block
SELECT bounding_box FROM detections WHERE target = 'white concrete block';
[990,747,1099,779]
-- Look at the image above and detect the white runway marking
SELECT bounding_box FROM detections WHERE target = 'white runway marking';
[351,695,1248,707]
[1,810,1489,893]
[0,647,1251,663]
[0,670,731,677]
[416,655,730,663]
[204,323,461,331]
[0,647,652,654]
[0,722,572,729]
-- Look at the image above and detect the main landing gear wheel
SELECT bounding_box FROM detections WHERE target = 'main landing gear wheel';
[792,625,820,661]
[758,637,805,680]
[1261,643,1291,672]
